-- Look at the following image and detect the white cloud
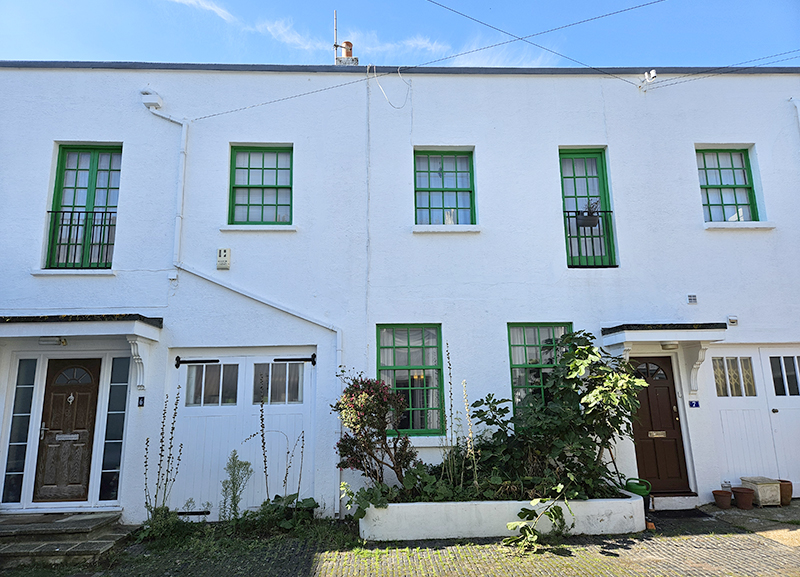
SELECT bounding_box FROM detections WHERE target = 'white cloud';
[252,19,329,52]
[448,36,562,68]
[343,30,450,58]
[166,0,237,24]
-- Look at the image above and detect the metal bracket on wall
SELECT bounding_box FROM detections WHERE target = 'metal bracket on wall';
[174,356,220,369]
[273,353,317,366]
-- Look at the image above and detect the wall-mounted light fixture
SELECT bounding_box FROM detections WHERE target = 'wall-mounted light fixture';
[38,337,67,346]
[660,341,679,351]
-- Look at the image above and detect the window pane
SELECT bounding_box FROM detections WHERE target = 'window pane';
[770,357,786,396]
[726,358,742,396]
[271,363,287,403]
[105,414,125,441]
[253,363,270,403]
[221,365,238,405]
[111,357,130,384]
[204,365,221,405]
[13,387,33,414]
[102,441,122,470]
[287,363,303,403]
[784,356,799,396]
[99,471,120,501]
[108,385,127,412]
[186,365,203,406]
[740,358,756,397]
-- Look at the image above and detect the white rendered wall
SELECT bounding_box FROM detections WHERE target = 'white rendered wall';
[1,66,799,520]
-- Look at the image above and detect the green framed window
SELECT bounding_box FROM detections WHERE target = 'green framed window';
[414,151,474,224]
[508,323,571,407]
[377,324,444,435]
[696,150,758,222]
[47,146,121,269]
[559,150,616,268]
[229,147,293,224]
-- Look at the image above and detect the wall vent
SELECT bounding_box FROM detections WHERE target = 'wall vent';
[687,294,698,304]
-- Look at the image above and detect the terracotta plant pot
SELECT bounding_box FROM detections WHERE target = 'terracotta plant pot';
[713,490,732,509]
[778,480,793,506]
[732,487,755,510]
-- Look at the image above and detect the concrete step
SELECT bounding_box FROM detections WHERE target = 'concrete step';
[0,514,136,568]
[0,512,121,542]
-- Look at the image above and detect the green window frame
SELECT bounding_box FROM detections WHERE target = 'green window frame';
[229,147,293,224]
[377,324,444,435]
[48,145,122,269]
[414,151,475,224]
[696,150,758,222]
[559,150,616,268]
[508,323,572,407]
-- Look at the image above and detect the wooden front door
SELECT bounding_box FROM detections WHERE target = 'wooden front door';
[33,358,101,502]
[632,357,691,494]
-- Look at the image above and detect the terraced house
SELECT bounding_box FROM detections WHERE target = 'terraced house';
[1,61,798,523]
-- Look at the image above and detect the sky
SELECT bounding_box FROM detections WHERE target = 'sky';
[0,0,798,69]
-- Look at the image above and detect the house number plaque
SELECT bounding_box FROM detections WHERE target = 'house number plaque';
[648,431,667,438]
[56,433,79,441]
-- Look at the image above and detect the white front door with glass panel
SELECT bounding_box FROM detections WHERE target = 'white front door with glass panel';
[171,354,314,518]
[760,349,800,495]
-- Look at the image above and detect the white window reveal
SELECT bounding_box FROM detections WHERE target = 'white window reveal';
[713,356,757,397]
[253,362,304,404]
[186,364,239,406]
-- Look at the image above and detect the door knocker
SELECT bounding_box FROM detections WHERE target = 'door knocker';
[67,393,75,405]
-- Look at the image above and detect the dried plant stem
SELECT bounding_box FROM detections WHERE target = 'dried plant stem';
[462,379,479,490]
[259,377,269,498]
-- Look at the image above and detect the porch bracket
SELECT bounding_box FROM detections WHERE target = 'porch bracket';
[684,341,711,394]
[127,335,154,391]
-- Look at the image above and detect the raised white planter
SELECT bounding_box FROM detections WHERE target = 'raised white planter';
[359,490,645,541]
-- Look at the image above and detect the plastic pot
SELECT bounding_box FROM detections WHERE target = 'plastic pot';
[732,486,755,510]
[712,490,732,509]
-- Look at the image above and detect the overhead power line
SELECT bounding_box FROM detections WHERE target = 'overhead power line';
[647,48,800,90]
[424,0,669,86]
[193,0,666,121]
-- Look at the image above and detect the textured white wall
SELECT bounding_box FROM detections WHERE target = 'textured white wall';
[1,66,799,520]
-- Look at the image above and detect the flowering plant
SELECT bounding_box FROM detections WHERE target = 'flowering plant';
[332,372,417,486]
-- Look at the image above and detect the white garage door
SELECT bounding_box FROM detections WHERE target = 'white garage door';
[167,354,315,518]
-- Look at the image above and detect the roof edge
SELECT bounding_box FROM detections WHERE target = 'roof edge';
[1,61,799,75]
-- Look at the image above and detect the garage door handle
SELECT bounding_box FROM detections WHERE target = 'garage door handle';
[772,408,779,413]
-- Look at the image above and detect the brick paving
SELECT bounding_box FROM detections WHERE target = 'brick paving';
[5,512,800,576]
[313,516,800,577]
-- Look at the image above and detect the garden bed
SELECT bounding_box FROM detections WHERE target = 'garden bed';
[359,490,645,541]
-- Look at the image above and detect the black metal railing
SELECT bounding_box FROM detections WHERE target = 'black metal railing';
[47,210,116,269]
[562,210,617,268]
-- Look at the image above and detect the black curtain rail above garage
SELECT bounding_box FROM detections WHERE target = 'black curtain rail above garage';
[273,353,316,366]
[174,356,220,368]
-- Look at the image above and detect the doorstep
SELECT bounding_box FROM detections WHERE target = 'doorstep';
[0,512,136,568]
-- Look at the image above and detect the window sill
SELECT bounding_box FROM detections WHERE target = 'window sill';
[412,225,481,234]
[407,436,446,448]
[220,225,298,232]
[30,269,116,276]
[704,221,775,230]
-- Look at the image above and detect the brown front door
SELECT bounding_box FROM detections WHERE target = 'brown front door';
[33,358,101,502]
[632,357,691,494]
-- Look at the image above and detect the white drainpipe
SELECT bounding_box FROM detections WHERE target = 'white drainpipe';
[792,97,800,131]
[143,91,344,513]
[141,91,189,268]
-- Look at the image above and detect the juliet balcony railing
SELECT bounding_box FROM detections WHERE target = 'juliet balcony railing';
[562,210,617,268]
[47,210,116,269]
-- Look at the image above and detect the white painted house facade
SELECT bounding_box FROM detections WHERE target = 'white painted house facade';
[1,61,799,523]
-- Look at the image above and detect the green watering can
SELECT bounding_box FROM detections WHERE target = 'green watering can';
[625,478,652,496]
